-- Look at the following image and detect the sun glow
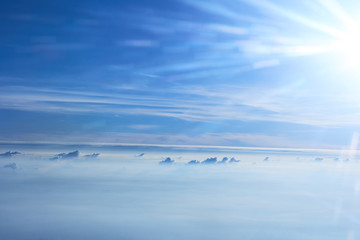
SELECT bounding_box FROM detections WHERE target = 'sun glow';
[333,26,360,68]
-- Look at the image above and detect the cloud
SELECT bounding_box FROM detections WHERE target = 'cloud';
[50,150,80,160]
[187,157,239,165]
[201,157,217,164]
[159,157,174,165]
[209,24,248,35]
[253,59,280,69]
[218,157,228,164]
[2,84,359,130]
[120,40,159,48]
[3,162,16,170]
[128,125,158,130]
[30,43,90,52]
[84,153,100,159]
[0,151,21,158]
[188,160,200,165]
[229,157,240,163]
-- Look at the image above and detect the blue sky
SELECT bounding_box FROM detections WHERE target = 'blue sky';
[2,0,360,149]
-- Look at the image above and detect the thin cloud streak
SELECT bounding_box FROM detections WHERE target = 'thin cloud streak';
[1,85,360,126]
[0,132,340,150]
[242,0,343,37]
[0,139,345,154]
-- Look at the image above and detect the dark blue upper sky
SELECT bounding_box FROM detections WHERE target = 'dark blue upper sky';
[1,0,360,149]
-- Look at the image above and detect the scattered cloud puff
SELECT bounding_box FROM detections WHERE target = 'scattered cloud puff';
[188,160,200,165]
[84,153,100,159]
[218,157,228,164]
[0,151,21,158]
[120,40,159,48]
[50,150,80,160]
[3,162,16,170]
[159,157,174,165]
[201,157,217,164]
[229,157,240,163]
[186,157,239,165]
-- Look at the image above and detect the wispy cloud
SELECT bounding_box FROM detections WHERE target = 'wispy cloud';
[30,43,91,51]
[128,125,159,130]
[252,59,280,69]
[119,40,159,48]
[1,85,360,127]
[243,0,343,37]
[0,131,336,149]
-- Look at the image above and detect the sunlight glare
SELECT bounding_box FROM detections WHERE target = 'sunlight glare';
[333,25,360,69]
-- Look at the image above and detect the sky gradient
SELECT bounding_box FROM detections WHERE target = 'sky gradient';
[2,0,360,149]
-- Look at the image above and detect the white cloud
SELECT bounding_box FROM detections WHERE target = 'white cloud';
[120,40,159,47]
[253,59,280,69]
[0,132,338,150]
[128,125,158,130]
[2,83,360,128]
[209,24,248,35]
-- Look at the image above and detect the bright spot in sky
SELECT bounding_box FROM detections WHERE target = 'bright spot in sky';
[333,27,360,69]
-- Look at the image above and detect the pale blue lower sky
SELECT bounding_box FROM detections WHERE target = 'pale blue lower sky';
[1,145,360,240]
